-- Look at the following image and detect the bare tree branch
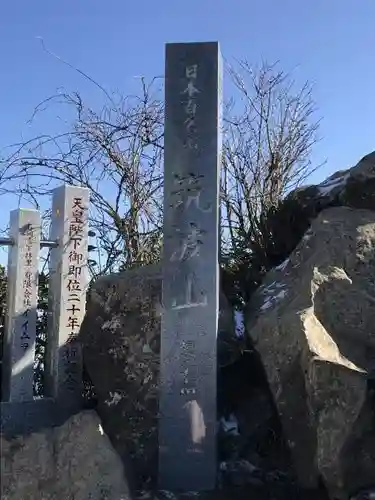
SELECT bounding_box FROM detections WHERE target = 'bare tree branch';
[221,60,323,265]
[0,58,322,294]
[0,79,164,275]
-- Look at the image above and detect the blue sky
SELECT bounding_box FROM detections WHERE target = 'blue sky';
[0,0,374,250]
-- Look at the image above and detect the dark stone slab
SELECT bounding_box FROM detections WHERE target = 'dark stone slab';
[159,417,217,491]
[159,41,223,491]
[79,262,235,490]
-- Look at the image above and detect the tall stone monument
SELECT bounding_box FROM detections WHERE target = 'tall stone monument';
[2,209,41,402]
[159,42,222,490]
[44,185,89,412]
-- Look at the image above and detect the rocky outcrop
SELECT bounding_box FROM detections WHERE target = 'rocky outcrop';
[292,151,375,210]
[0,410,131,500]
[245,206,375,499]
[267,151,375,263]
[79,263,236,488]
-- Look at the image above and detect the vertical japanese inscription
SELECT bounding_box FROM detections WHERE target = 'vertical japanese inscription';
[44,185,89,410]
[159,42,222,491]
[66,196,85,343]
[2,209,40,402]
[20,225,36,352]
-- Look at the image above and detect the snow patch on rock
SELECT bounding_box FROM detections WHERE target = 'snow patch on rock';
[105,391,123,406]
[318,171,349,196]
[220,413,239,436]
[302,229,313,242]
[234,310,245,338]
[275,258,289,272]
[260,282,288,312]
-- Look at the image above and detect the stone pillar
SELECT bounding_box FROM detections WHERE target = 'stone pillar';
[159,42,223,490]
[44,185,89,411]
[2,209,41,402]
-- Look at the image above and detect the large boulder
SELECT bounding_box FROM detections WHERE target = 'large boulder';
[79,263,235,488]
[0,410,131,500]
[292,150,375,210]
[245,207,375,499]
[266,151,375,264]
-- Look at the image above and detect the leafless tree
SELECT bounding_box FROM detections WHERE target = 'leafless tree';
[0,59,321,292]
[221,61,322,269]
[1,78,164,276]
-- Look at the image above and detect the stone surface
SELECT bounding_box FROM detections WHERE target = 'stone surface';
[45,185,89,410]
[0,410,131,500]
[267,151,375,265]
[245,207,375,499]
[2,209,40,402]
[79,263,234,489]
[160,41,222,490]
[0,398,81,437]
[134,483,329,500]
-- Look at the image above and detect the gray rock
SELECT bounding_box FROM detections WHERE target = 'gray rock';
[267,151,375,263]
[79,263,235,488]
[288,151,375,211]
[0,410,131,500]
[245,207,375,499]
